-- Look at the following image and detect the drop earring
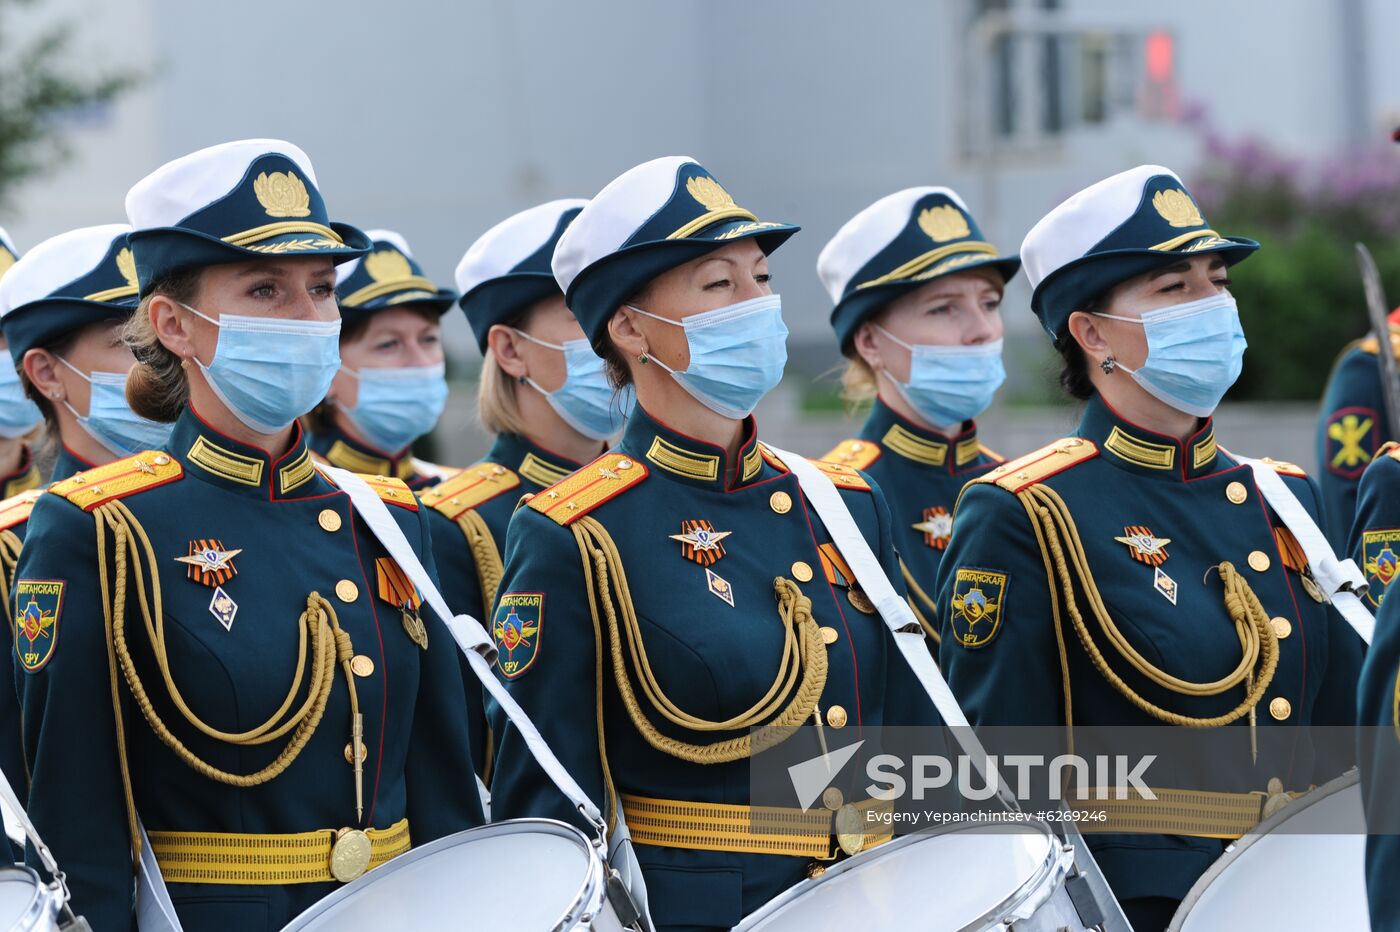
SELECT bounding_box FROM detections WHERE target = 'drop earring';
[637,352,650,365]
[1100,355,1117,375]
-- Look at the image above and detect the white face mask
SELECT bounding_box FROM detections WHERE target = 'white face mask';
[55,357,172,457]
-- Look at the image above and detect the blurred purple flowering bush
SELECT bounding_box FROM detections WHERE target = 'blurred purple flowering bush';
[1188,106,1400,400]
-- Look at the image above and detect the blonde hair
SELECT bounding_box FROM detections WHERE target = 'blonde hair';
[122,269,202,423]
[839,355,879,411]
[476,351,529,436]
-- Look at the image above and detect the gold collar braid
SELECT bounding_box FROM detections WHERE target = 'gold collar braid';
[570,515,828,765]
[91,500,366,859]
[1015,484,1278,753]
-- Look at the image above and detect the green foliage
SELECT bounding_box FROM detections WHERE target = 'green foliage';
[1191,135,1400,401]
[0,0,139,208]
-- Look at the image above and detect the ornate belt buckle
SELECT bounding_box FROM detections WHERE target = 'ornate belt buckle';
[330,827,372,882]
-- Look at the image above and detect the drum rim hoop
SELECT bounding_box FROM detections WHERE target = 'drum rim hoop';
[0,864,62,930]
[279,818,608,930]
[1166,768,1362,931]
[733,818,1068,932]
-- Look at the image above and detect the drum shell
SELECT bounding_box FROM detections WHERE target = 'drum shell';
[0,865,62,932]
[282,818,619,931]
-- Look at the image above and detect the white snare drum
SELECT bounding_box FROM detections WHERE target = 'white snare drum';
[1170,770,1368,931]
[0,866,62,932]
[281,818,624,931]
[736,820,1090,931]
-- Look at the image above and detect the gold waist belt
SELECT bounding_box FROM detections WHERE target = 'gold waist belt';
[1075,786,1299,839]
[148,817,410,885]
[621,793,893,859]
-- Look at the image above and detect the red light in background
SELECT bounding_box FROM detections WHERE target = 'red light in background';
[1145,30,1174,83]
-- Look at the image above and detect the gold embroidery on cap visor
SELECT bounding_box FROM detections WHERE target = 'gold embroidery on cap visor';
[856,242,999,290]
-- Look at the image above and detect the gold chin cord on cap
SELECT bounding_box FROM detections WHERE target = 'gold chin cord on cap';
[570,515,829,765]
[1017,484,1279,760]
[91,499,366,859]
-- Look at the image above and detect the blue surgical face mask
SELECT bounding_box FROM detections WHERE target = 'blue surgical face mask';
[511,330,634,441]
[626,294,788,420]
[1094,293,1247,417]
[0,365,41,439]
[875,327,1005,428]
[342,363,449,453]
[180,303,341,434]
[56,357,172,457]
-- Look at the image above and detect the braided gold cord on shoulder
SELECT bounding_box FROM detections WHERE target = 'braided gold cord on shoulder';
[1019,485,1278,728]
[901,560,940,645]
[572,516,827,764]
[95,501,359,789]
[456,509,504,614]
[0,528,22,624]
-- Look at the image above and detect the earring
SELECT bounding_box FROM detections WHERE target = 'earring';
[50,392,61,400]
[637,353,650,365]
[518,375,527,385]
[1100,355,1117,375]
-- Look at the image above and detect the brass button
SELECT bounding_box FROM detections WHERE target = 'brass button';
[343,742,367,764]
[1271,617,1292,640]
[350,655,375,677]
[769,491,792,514]
[1268,697,1292,721]
[791,561,814,583]
[617,458,634,470]
[153,454,171,466]
[318,509,342,532]
[335,580,360,603]
[822,786,844,810]
[1248,551,1271,573]
[820,626,839,645]
[826,705,848,729]
[1226,481,1248,505]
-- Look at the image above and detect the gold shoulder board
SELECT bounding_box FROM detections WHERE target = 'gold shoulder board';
[0,488,43,531]
[419,463,521,521]
[820,439,882,472]
[1359,329,1400,356]
[812,458,871,491]
[973,438,1098,494]
[50,452,184,512]
[527,453,647,526]
[1385,441,1400,462]
[1256,456,1308,478]
[356,473,418,511]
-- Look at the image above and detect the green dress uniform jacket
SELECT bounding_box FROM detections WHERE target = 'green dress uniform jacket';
[937,393,1364,905]
[487,407,941,931]
[1317,324,1398,549]
[13,407,482,931]
[416,432,586,783]
[820,397,1002,645]
[1354,445,1400,931]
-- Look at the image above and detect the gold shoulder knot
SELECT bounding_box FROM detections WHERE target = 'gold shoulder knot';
[819,439,883,472]
[526,452,647,525]
[973,438,1099,494]
[418,462,520,520]
[50,452,184,512]
[356,473,418,511]
[0,488,43,531]
[1384,441,1400,463]
[811,458,871,491]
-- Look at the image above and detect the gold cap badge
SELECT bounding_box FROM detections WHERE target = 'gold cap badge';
[253,170,312,218]
[363,249,413,283]
[919,205,971,243]
[686,175,737,212]
[1152,189,1203,228]
[0,248,13,278]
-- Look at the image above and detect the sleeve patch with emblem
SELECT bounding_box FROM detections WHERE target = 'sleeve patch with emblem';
[14,579,64,673]
[493,592,543,679]
[1325,407,1379,479]
[949,567,1007,649]
[1363,529,1400,608]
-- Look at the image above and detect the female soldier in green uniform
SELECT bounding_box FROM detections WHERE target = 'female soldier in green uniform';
[439,199,626,780]
[0,224,170,814]
[935,165,1364,930]
[487,156,941,931]
[310,229,458,490]
[13,140,481,931]
[0,228,45,500]
[816,187,1019,643]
